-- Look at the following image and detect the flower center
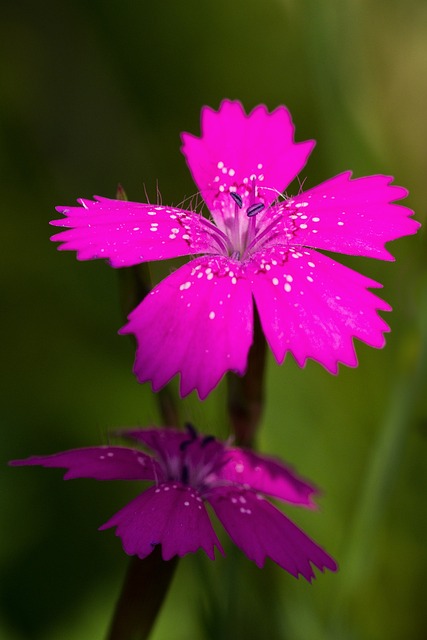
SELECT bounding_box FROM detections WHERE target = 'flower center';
[161,424,223,494]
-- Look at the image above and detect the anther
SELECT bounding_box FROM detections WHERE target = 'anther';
[201,435,216,448]
[185,422,198,440]
[180,422,198,451]
[247,203,265,217]
[230,192,243,208]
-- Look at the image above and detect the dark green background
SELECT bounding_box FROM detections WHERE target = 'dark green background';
[2,1,426,638]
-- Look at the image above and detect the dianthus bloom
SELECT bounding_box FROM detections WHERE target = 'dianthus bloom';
[11,425,337,581]
[51,100,419,398]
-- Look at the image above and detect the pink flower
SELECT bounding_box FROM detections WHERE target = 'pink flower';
[10,425,337,581]
[51,100,419,398]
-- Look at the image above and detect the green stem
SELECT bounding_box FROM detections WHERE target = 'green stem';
[106,549,178,640]
[227,307,267,447]
[107,184,180,640]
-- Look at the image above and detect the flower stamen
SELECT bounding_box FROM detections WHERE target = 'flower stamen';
[230,192,243,208]
[181,464,189,484]
[247,202,265,218]
[201,435,216,448]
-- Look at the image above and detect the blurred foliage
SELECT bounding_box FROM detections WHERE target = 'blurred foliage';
[1,0,426,638]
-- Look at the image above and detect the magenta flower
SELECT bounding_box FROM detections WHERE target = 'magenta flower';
[11,425,337,581]
[51,100,419,398]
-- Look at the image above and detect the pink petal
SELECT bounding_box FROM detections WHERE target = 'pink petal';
[51,197,217,267]
[278,172,419,260]
[208,488,337,581]
[120,256,253,398]
[100,483,223,561]
[9,446,159,481]
[181,100,315,217]
[220,448,318,507]
[249,246,391,372]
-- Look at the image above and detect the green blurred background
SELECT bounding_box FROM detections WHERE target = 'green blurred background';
[2,0,426,638]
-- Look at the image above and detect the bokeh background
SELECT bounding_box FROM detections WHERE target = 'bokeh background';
[2,0,426,638]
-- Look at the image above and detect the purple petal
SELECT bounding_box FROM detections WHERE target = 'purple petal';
[208,488,337,581]
[9,446,159,481]
[278,172,419,260]
[181,100,315,217]
[51,197,217,267]
[100,483,223,561]
[120,256,253,398]
[220,448,318,507]
[122,428,225,471]
[121,427,189,456]
[250,246,391,372]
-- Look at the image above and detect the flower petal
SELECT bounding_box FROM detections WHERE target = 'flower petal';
[208,488,337,581]
[181,100,315,216]
[249,247,391,372]
[122,427,226,474]
[100,483,223,561]
[9,446,159,481]
[276,172,419,260]
[121,427,189,456]
[51,197,217,267]
[120,256,253,398]
[220,448,318,507]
